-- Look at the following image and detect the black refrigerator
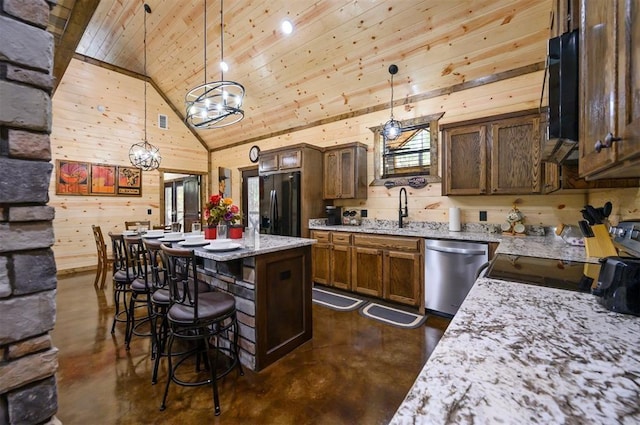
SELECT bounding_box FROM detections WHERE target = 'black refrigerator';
[260,171,301,237]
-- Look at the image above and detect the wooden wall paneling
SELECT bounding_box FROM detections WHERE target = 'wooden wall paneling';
[586,188,640,223]
[210,66,597,234]
[51,60,208,273]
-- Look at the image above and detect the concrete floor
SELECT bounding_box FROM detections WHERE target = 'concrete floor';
[52,271,449,424]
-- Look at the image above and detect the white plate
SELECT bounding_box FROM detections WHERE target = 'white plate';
[122,230,138,236]
[203,243,242,252]
[178,239,208,247]
[143,233,165,239]
[159,236,185,242]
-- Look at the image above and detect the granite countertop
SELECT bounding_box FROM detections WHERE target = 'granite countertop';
[311,219,638,423]
[193,234,316,261]
[309,220,598,263]
[390,278,640,424]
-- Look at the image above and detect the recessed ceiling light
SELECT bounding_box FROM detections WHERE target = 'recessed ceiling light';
[281,19,293,35]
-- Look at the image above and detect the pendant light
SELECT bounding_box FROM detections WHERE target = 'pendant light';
[129,3,161,171]
[382,64,401,141]
[185,0,245,129]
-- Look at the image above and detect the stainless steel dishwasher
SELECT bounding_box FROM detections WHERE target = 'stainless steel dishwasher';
[425,239,488,316]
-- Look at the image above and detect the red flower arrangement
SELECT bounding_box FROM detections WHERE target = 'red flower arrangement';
[204,194,240,226]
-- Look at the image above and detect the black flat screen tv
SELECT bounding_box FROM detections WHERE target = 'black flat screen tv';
[548,30,579,142]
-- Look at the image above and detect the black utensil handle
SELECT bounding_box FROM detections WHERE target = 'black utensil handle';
[603,201,612,217]
[578,220,595,238]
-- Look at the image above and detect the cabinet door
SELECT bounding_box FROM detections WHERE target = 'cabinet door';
[323,148,356,199]
[579,0,618,176]
[443,125,487,195]
[311,231,331,285]
[259,153,279,173]
[337,149,355,198]
[311,243,331,285]
[384,250,422,307]
[279,150,302,169]
[490,115,542,194]
[351,246,383,298]
[617,0,640,164]
[330,245,351,290]
[323,150,340,199]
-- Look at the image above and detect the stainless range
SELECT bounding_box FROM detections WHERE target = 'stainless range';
[609,220,640,257]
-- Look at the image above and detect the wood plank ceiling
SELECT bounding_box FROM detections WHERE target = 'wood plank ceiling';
[48,0,551,151]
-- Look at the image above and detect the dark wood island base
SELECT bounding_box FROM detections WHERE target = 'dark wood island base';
[197,242,313,371]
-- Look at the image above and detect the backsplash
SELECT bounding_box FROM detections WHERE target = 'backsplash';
[309,218,548,236]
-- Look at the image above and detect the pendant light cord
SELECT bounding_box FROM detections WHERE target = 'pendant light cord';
[144,4,150,142]
[220,0,225,81]
[389,72,394,119]
[203,0,207,84]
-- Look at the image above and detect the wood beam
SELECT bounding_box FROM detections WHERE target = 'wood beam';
[52,0,101,93]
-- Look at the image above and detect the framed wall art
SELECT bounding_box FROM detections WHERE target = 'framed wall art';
[56,160,90,195]
[90,164,117,195]
[117,166,142,196]
[55,160,142,197]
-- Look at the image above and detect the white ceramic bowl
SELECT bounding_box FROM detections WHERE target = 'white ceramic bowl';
[209,238,232,248]
[185,234,205,242]
[145,230,165,237]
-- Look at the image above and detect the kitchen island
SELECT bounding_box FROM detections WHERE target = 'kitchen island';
[192,234,316,371]
[390,276,640,424]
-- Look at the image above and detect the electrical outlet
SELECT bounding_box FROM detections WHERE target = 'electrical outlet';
[147,209,152,215]
[479,211,487,221]
[360,209,367,218]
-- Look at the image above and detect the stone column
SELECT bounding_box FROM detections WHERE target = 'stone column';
[0,1,59,424]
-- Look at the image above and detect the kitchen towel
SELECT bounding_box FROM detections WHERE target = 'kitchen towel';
[449,207,461,231]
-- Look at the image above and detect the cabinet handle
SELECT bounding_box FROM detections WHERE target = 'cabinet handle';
[594,133,622,153]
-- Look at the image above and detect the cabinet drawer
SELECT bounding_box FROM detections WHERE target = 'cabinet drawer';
[311,230,331,243]
[331,232,352,245]
[279,150,302,169]
[353,234,421,252]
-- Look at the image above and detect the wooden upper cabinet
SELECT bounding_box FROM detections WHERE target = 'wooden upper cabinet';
[443,125,487,195]
[323,143,367,200]
[442,111,547,195]
[259,147,302,173]
[490,115,542,194]
[579,0,640,178]
[259,153,279,173]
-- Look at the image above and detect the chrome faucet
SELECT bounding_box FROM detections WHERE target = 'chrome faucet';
[399,187,408,228]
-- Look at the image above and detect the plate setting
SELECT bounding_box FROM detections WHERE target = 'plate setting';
[203,242,242,252]
[159,236,185,242]
[178,239,209,247]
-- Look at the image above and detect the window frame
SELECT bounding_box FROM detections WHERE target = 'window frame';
[370,112,444,186]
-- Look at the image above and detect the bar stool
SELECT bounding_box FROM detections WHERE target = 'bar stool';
[143,238,170,384]
[123,235,155,350]
[159,245,243,415]
[109,232,135,335]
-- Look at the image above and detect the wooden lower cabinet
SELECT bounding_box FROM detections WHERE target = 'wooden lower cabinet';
[384,250,422,306]
[311,242,330,285]
[351,246,384,298]
[330,244,351,290]
[311,230,423,308]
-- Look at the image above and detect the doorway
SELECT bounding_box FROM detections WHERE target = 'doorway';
[163,172,203,232]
